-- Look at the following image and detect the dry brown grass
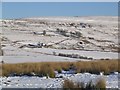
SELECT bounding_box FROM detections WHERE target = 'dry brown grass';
[63,79,79,89]
[63,78,106,90]
[2,59,119,77]
[96,78,106,89]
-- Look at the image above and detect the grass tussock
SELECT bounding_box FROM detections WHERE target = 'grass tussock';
[2,60,119,77]
[63,78,106,90]
[96,78,106,89]
[63,79,79,89]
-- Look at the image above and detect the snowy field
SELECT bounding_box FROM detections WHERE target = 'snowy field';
[1,73,119,88]
[2,48,118,63]
[1,16,119,63]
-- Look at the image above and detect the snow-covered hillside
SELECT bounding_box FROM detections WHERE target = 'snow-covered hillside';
[1,16,119,63]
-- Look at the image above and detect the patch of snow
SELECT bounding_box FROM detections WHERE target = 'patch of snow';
[1,73,119,88]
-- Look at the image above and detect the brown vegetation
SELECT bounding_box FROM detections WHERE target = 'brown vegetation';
[2,60,119,77]
[63,78,106,90]
[96,78,106,90]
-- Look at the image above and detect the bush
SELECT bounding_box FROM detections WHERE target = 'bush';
[96,78,106,90]
[63,79,80,89]
[63,79,106,90]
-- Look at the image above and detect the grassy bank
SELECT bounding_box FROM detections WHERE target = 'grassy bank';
[2,60,119,77]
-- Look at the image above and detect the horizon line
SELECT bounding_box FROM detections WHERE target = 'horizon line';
[1,15,118,20]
